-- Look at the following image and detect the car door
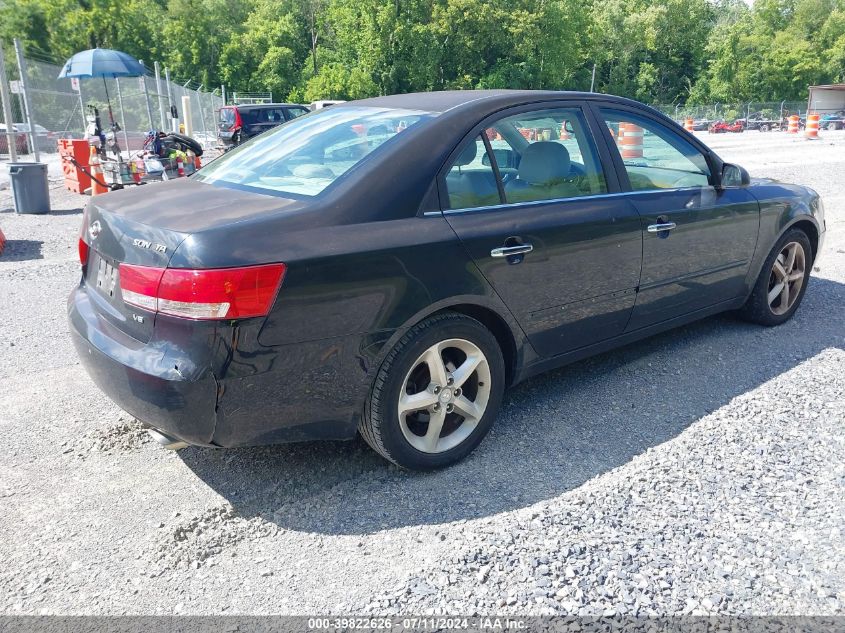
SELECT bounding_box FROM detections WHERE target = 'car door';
[593,105,760,331]
[242,107,285,137]
[439,103,643,358]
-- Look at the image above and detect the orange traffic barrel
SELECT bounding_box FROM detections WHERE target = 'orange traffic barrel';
[805,114,820,139]
[620,124,644,159]
[787,115,799,134]
[684,118,694,132]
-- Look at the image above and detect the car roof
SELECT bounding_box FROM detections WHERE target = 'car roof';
[350,89,648,114]
[232,103,306,110]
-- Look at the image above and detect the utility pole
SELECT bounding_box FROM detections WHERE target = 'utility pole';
[154,62,167,131]
[13,38,39,162]
[138,60,154,130]
[0,43,19,162]
[164,67,175,132]
[309,0,319,75]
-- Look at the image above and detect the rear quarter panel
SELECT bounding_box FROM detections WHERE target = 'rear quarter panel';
[171,211,532,444]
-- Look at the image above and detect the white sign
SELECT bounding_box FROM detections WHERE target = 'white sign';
[9,80,21,94]
[70,77,80,92]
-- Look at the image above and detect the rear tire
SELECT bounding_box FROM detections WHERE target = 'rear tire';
[360,312,505,470]
[739,229,812,326]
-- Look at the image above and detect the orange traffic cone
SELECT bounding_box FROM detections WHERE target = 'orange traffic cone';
[684,118,694,133]
[787,115,799,134]
[559,123,570,141]
[0,227,6,257]
[130,161,141,184]
[176,156,185,177]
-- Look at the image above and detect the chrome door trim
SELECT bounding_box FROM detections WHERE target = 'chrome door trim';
[646,222,677,233]
[490,244,534,258]
[437,186,708,216]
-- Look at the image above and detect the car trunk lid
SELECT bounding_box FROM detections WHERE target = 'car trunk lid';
[81,179,304,343]
[83,202,188,343]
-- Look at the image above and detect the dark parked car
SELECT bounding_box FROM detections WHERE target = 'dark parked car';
[217,103,310,147]
[737,112,780,132]
[70,90,826,470]
[821,111,845,130]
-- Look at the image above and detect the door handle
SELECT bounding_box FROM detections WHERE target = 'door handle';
[490,244,534,257]
[646,222,677,233]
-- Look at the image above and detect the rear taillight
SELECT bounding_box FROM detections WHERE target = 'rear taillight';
[78,238,89,266]
[119,263,285,320]
[120,264,164,311]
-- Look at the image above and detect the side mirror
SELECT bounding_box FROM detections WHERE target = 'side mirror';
[719,162,750,188]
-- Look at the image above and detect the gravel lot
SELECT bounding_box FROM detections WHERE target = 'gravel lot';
[0,131,843,616]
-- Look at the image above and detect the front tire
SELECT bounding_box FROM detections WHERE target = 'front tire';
[360,312,505,470]
[739,229,812,326]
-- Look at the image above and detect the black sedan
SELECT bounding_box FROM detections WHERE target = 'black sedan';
[70,90,826,470]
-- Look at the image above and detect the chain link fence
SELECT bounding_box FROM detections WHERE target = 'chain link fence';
[1,45,224,159]
[652,101,809,125]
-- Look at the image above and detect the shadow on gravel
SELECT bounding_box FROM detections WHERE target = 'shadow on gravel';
[0,239,44,261]
[180,276,845,535]
[48,208,84,216]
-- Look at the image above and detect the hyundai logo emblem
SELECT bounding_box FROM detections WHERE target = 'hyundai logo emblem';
[88,220,102,240]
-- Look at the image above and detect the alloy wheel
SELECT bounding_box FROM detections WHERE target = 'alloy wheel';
[768,241,806,315]
[398,338,491,454]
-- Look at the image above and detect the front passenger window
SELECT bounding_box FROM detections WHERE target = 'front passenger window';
[600,110,710,191]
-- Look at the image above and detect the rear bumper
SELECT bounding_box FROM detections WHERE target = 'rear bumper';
[217,131,238,146]
[68,284,367,448]
[68,285,219,446]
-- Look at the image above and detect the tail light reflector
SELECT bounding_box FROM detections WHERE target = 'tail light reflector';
[119,263,285,320]
[78,238,89,266]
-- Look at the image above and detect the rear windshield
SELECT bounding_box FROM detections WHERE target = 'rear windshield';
[219,108,235,124]
[196,106,436,197]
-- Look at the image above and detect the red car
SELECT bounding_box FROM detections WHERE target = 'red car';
[709,120,744,134]
[0,124,28,154]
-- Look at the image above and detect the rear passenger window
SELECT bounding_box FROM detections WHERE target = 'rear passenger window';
[444,134,502,210]
[492,108,607,205]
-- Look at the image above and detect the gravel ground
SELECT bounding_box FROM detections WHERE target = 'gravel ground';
[0,131,843,616]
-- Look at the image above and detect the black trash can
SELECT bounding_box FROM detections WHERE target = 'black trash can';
[8,162,50,214]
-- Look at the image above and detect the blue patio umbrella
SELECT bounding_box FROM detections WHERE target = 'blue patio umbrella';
[58,48,146,131]
[58,48,145,80]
